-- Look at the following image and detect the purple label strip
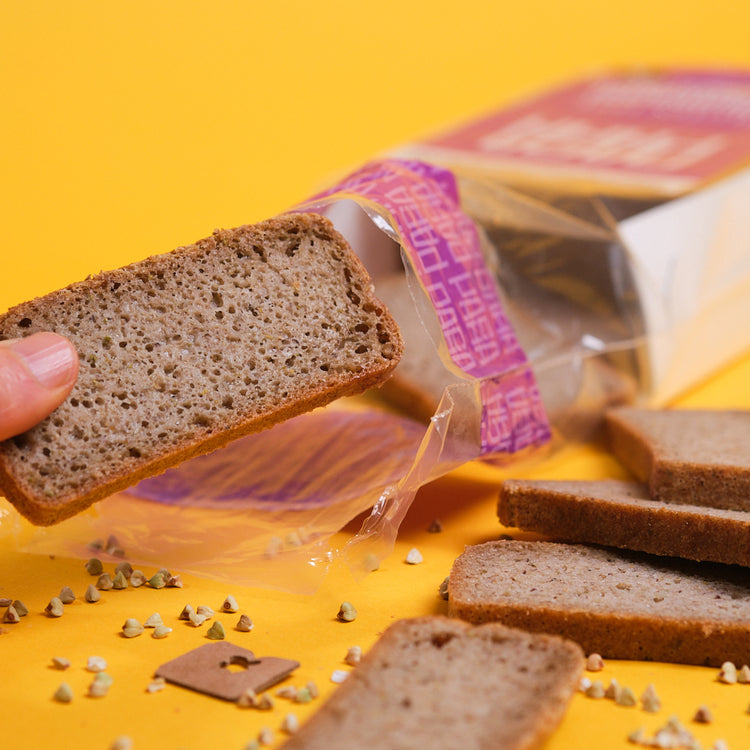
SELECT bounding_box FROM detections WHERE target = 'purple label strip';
[299,158,550,456]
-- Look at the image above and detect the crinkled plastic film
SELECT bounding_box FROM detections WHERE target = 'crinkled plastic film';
[19,69,750,592]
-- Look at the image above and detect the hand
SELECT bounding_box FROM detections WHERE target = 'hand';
[0,332,79,441]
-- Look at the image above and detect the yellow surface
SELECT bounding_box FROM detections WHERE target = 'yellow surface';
[3,2,750,748]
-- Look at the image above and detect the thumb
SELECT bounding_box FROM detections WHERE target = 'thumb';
[0,332,79,441]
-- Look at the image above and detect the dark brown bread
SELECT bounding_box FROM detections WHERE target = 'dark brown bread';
[605,407,750,511]
[280,616,583,750]
[498,478,750,566]
[0,213,403,525]
[449,539,750,666]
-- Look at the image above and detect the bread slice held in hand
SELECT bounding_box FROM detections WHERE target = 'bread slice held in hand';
[448,539,750,666]
[605,407,750,511]
[0,213,403,525]
[279,616,583,750]
[498,478,750,567]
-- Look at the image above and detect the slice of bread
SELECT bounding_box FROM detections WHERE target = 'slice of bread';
[606,407,750,511]
[279,616,583,750]
[448,539,750,666]
[0,213,403,525]
[497,478,750,567]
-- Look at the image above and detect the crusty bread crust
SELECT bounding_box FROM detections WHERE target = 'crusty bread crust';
[498,478,750,567]
[605,407,750,511]
[279,616,583,750]
[449,540,750,666]
[0,213,403,525]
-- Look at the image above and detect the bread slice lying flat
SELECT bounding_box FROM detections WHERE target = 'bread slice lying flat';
[605,407,750,511]
[0,213,403,525]
[279,616,583,750]
[498,478,750,567]
[449,540,750,666]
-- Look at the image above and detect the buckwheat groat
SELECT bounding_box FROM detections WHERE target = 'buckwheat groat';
[497,478,750,566]
[279,616,583,750]
[449,539,750,666]
[605,407,750,510]
[0,213,403,525]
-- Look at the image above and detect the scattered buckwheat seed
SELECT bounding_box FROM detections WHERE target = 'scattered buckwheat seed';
[114,561,133,579]
[718,661,738,684]
[12,600,28,616]
[85,584,101,603]
[438,577,449,600]
[179,604,195,620]
[129,570,147,588]
[405,547,423,565]
[236,614,254,632]
[738,665,750,683]
[692,705,713,723]
[146,677,167,693]
[294,687,312,704]
[148,572,166,589]
[143,613,163,628]
[276,686,297,700]
[45,597,64,618]
[53,682,74,703]
[330,670,349,684]
[109,736,133,750]
[85,558,104,576]
[112,571,128,589]
[58,586,76,604]
[86,656,108,673]
[281,713,300,734]
[188,612,207,627]
[3,605,20,624]
[344,646,362,666]
[258,727,274,746]
[222,595,239,613]
[152,624,172,639]
[207,621,226,640]
[616,686,638,707]
[640,684,661,713]
[96,573,113,591]
[51,657,71,671]
[427,518,443,533]
[585,680,606,699]
[196,605,215,619]
[122,618,145,638]
[605,679,621,700]
[337,601,357,622]
[585,653,605,672]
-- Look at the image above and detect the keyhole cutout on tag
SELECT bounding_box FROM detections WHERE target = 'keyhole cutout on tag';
[221,655,261,673]
[155,641,300,701]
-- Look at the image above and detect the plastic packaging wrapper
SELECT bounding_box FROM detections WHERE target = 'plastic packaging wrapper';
[17,69,750,591]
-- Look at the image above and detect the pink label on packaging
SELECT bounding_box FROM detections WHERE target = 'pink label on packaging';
[297,159,550,456]
[420,70,750,193]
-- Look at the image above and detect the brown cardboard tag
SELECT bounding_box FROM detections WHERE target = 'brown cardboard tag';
[154,641,299,701]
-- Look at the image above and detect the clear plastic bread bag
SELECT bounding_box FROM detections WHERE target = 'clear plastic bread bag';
[19,70,750,592]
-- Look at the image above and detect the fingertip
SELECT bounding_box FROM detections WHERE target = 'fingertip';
[0,332,79,441]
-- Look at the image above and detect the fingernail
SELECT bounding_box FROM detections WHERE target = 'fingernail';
[11,333,77,389]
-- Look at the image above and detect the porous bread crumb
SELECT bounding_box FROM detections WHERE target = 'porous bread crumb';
[0,213,402,526]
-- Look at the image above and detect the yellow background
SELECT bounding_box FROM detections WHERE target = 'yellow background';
[3,2,750,748]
